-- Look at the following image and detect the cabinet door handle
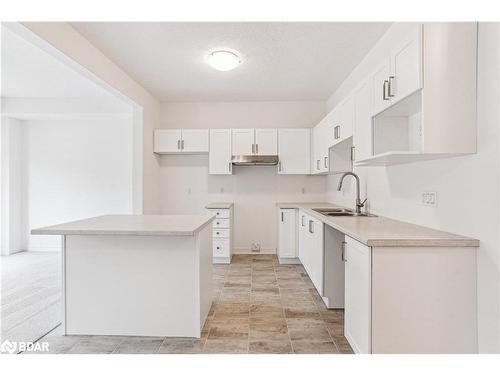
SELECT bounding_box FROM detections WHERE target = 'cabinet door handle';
[301,215,306,226]
[316,160,320,170]
[324,156,328,169]
[216,246,220,250]
[351,146,355,161]
[252,143,255,154]
[383,80,390,100]
[229,162,231,172]
[181,139,184,149]
[388,76,395,97]
[177,139,181,150]
[281,212,284,222]
[255,143,259,154]
[278,160,282,172]
[309,220,314,234]
[341,241,347,262]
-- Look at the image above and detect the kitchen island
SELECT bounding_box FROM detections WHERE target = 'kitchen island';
[31,214,214,338]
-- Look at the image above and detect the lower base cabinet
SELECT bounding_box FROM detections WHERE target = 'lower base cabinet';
[344,235,477,354]
[207,207,233,264]
[277,209,298,263]
[344,236,372,354]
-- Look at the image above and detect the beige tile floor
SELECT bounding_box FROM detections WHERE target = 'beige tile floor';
[29,254,353,354]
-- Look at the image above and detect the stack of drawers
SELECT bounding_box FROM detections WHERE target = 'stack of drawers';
[206,204,233,264]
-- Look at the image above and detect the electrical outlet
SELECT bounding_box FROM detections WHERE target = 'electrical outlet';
[251,242,261,252]
[422,191,437,207]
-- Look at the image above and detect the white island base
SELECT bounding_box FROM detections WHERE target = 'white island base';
[33,215,213,338]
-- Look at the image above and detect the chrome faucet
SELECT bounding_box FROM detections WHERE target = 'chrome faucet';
[337,172,367,214]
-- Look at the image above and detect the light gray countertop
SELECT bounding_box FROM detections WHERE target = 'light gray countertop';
[31,214,215,236]
[277,202,479,248]
[205,202,234,209]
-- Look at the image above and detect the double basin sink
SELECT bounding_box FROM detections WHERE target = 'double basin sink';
[312,208,376,218]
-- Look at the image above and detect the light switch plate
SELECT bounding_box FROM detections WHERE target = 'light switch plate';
[422,191,437,207]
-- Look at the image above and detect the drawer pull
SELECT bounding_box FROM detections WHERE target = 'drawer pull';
[216,232,220,235]
[216,246,220,250]
[216,222,220,225]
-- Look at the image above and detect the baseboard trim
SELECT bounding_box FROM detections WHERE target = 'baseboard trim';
[233,248,276,255]
[278,257,301,265]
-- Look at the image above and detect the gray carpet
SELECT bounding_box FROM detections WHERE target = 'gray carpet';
[1,251,61,344]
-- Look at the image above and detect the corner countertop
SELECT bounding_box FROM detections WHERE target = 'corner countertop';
[31,214,215,237]
[277,202,479,248]
[206,202,234,209]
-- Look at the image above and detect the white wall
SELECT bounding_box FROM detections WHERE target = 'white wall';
[18,22,162,214]
[160,101,326,252]
[325,23,500,353]
[1,118,26,255]
[21,117,134,251]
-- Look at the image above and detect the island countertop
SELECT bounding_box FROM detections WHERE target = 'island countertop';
[277,202,479,248]
[31,214,215,236]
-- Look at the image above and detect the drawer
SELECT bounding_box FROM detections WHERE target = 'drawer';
[213,239,230,257]
[213,218,230,228]
[213,229,230,238]
[208,209,230,219]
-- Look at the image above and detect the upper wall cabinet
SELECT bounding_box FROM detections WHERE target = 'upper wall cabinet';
[232,128,277,156]
[278,128,311,175]
[332,96,355,146]
[371,26,422,116]
[356,23,477,165]
[209,129,232,175]
[154,129,209,154]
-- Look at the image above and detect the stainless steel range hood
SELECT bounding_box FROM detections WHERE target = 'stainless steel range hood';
[231,155,279,166]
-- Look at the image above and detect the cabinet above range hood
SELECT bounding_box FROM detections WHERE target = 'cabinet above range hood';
[231,155,279,166]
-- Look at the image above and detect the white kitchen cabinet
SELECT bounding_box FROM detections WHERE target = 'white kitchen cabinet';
[353,79,372,162]
[298,211,308,267]
[371,59,392,115]
[277,209,298,263]
[371,25,422,116]
[209,129,232,175]
[255,128,277,155]
[207,205,233,264]
[181,129,209,153]
[307,217,324,296]
[154,129,182,153]
[389,26,422,104]
[277,128,310,174]
[344,236,372,354]
[359,23,477,165]
[232,128,278,156]
[332,96,355,145]
[298,211,324,295]
[232,128,254,155]
[312,121,329,175]
[154,129,208,154]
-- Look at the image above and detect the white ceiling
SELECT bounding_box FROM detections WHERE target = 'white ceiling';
[71,22,391,102]
[1,26,114,99]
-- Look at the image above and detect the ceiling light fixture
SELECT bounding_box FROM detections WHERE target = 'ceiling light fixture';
[206,50,241,71]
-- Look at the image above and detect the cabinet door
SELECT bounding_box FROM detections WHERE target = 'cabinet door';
[371,59,392,115]
[335,96,355,144]
[353,80,373,162]
[390,26,422,103]
[278,209,297,258]
[312,125,322,174]
[298,211,308,265]
[344,236,372,354]
[232,129,254,155]
[181,129,209,153]
[209,129,232,175]
[308,218,324,296]
[154,129,182,153]
[255,128,277,155]
[278,128,310,174]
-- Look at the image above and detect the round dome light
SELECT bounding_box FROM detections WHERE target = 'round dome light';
[206,50,241,71]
